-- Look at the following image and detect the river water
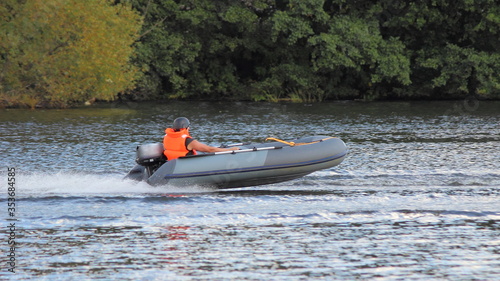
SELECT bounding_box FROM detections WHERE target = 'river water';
[1,100,499,280]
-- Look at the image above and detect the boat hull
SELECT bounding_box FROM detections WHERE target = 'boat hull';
[126,136,347,189]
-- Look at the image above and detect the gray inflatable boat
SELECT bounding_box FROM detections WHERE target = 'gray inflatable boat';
[125,135,348,189]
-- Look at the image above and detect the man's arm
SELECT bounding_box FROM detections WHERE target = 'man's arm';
[188,140,239,153]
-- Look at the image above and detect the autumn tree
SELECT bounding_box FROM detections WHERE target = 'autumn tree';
[0,0,142,108]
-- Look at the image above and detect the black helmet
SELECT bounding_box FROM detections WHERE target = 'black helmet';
[172,117,190,130]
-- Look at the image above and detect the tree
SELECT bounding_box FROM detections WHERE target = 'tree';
[130,0,267,100]
[129,0,498,101]
[375,0,500,98]
[0,0,142,108]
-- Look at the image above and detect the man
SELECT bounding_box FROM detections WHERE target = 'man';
[163,117,240,160]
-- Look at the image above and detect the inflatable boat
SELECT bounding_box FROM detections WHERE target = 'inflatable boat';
[124,135,348,189]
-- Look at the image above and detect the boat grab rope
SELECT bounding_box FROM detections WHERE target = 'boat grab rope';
[265,137,335,147]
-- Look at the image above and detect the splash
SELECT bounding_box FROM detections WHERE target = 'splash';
[15,171,216,196]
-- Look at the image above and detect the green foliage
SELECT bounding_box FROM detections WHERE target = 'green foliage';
[2,0,499,107]
[0,0,142,108]
[376,0,500,98]
[417,44,500,97]
[129,0,498,102]
[308,15,410,83]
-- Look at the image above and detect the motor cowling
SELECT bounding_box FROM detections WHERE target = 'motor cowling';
[136,143,165,166]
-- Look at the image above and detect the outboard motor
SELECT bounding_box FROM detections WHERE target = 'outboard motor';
[125,143,166,181]
[136,143,165,166]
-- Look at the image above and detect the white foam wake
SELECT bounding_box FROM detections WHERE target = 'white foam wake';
[13,171,214,196]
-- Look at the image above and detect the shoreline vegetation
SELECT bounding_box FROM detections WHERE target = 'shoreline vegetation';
[1,0,499,109]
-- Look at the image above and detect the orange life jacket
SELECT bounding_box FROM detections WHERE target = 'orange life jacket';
[163,128,197,160]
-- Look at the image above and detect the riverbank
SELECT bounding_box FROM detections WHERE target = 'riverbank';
[2,93,498,110]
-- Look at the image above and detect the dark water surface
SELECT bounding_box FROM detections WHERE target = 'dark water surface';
[1,100,499,280]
